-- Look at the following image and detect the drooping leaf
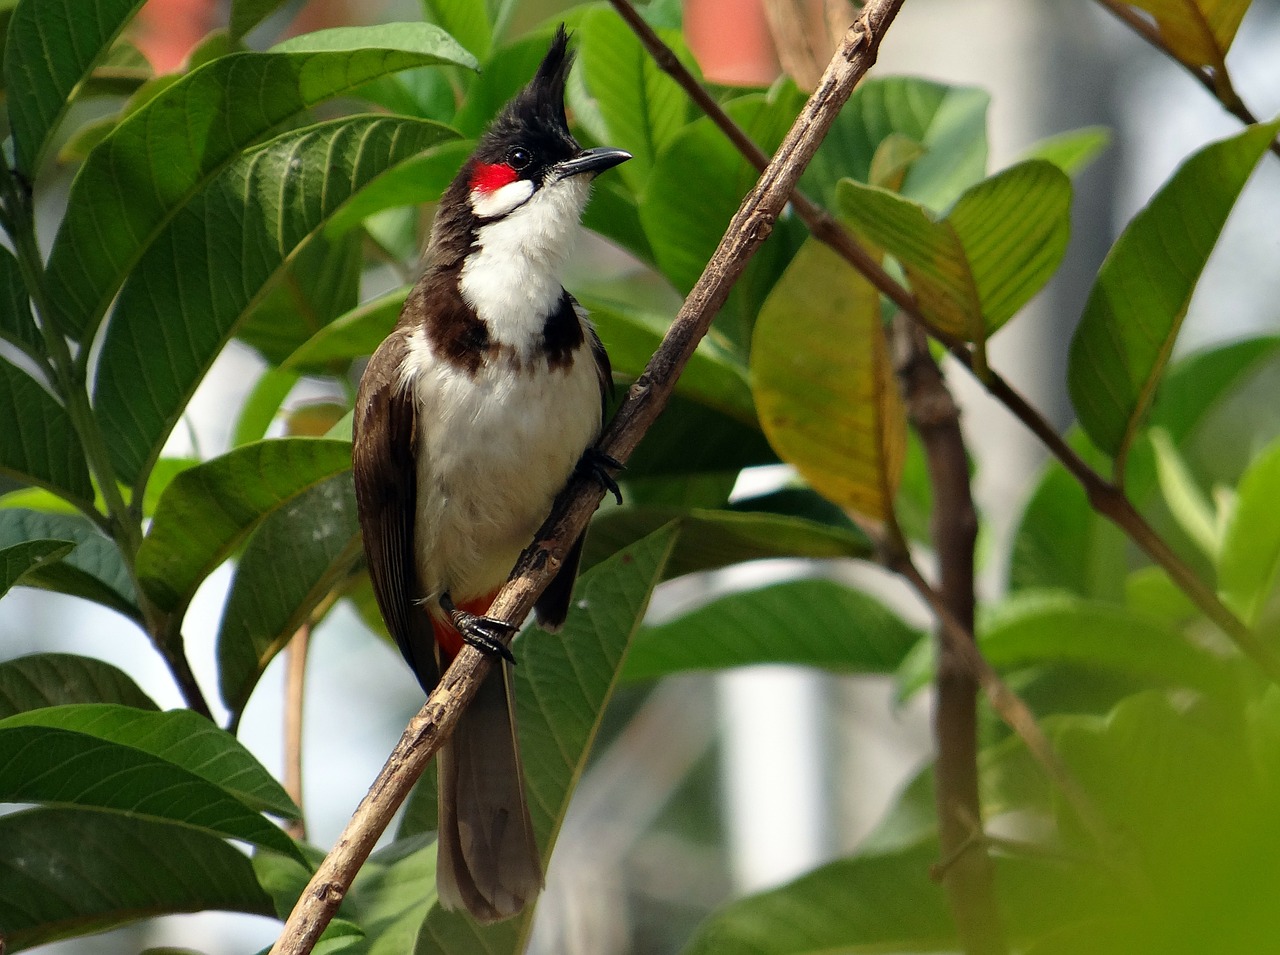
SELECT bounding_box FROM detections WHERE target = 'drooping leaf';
[623,579,921,681]
[218,474,363,716]
[0,808,273,952]
[415,525,679,952]
[1067,119,1280,475]
[682,842,954,955]
[3,0,146,175]
[0,653,157,718]
[0,720,301,857]
[233,367,301,447]
[0,539,73,599]
[45,30,472,340]
[0,703,298,818]
[283,288,407,373]
[92,116,451,485]
[1127,0,1251,69]
[752,238,907,524]
[803,76,990,213]
[1219,435,1280,626]
[0,360,95,508]
[0,509,139,619]
[582,506,871,580]
[135,438,353,614]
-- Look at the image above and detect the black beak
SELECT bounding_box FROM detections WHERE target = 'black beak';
[554,147,632,180]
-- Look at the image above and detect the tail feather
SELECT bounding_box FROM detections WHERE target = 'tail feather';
[431,593,542,922]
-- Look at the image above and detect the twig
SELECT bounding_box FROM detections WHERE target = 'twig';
[268,4,907,952]
[606,0,1280,684]
[894,318,1006,954]
[1091,0,1280,161]
[283,623,310,842]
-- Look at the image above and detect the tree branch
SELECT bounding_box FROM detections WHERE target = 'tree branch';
[605,0,1280,684]
[894,318,1006,954]
[283,622,310,842]
[267,4,907,951]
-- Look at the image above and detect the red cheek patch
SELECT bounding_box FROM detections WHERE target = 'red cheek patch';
[470,162,518,194]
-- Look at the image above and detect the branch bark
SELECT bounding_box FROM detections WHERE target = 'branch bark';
[268,4,907,951]
[894,318,1006,955]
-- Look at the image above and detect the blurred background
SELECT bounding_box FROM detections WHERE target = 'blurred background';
[6,0,1280,951]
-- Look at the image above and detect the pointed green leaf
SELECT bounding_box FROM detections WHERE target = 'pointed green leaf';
[416,526,679,951]
[682,843,954,955]
[1220,435,1280,625]
[1067,120,1280,473]
[0,539,73,598]
[0,509,139,619]
[752,238,907,523]
[0,653,157,718]
[1128,0,1251,68]
[3,0,146,175]
[0,247,39,355]
[582,507,871,579]
[624,579,921,681]
[0,808,273,952]
[91,116,450,484]
[803,76,990,213]
[283,288,407,373]
[1148,427,1219,559]
[1019,126,1111,177]
[0,720,301,857]
[323,140,472,239]
[577,7,690,193]
[46,33,471,341]
[136,438,353,614]
[218,474,363,716]
[1,703,298,818]
[0,361,95,508]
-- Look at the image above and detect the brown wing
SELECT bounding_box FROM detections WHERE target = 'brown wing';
[352,329,440,693]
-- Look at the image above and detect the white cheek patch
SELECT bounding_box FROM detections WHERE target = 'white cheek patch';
[469,178,535,219]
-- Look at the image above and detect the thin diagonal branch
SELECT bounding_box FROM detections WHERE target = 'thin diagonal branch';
[267,5,907,952]
[606,0,1280,684]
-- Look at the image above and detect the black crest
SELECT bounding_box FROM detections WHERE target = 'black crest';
[478,24,576,155]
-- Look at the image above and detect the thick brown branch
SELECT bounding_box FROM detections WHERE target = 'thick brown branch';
[267,5,907,952]
[894,319,1005,954]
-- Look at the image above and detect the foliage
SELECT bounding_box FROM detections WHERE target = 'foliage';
[0,0,1278,953]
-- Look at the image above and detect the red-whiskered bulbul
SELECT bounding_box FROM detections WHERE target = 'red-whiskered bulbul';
[351,25,630,922]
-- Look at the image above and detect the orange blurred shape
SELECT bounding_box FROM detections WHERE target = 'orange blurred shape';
[134,0,218,72]
[685,0,780,86]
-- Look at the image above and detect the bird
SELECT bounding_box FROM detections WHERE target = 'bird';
[351,25,631,923]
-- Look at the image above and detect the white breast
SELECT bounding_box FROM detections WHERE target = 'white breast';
[402,325,601,604]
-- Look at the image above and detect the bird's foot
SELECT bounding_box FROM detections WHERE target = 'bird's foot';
[578,445,624,505]
[441,592,516,663]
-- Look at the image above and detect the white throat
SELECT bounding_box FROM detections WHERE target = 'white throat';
[459,175,592,356]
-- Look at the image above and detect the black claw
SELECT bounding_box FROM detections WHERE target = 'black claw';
[579,446,624,505]
[441,593,517,663]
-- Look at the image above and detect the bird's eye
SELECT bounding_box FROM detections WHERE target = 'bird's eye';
[508,147,532,170]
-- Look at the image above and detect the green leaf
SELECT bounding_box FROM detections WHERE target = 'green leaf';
[283,288,406,373]
[0,509,139,619]
[45,33,471,342]
[323,140,472,239]
[1067,119,1280,474]
[218,474,363,716]
[624,393,776,481]
[229,0,290,39]
[233,367,301,447]
[348,837,438,955]
[752,238,906,523]
[837,160,1072,338]
[0,360,95,508]
[0,703,298,818]
[0,247,39,354]
[1019,125,1111,177]
[452,34,549,137]
[0,808,273,952]
[416,525,679,951]
[582,507,871,580]
[639,93,805,351]
[803,76,990,213]
[91,116,451,485]
[1148,427,1220,559]
[1128,0,1251,68]
[3,0,146,175]
[624,579,921,681]
[0,653,157,718]
[421,0,493,60]
[898,590,1234,698]
[0,720,301,857]
[577,6,690,193]
[136,438,353,614]
[681,842,954,955]
[1220,435,1280,625]
[0,539,73,598]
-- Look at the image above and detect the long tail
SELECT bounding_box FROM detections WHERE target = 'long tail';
[433,592,542,922]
